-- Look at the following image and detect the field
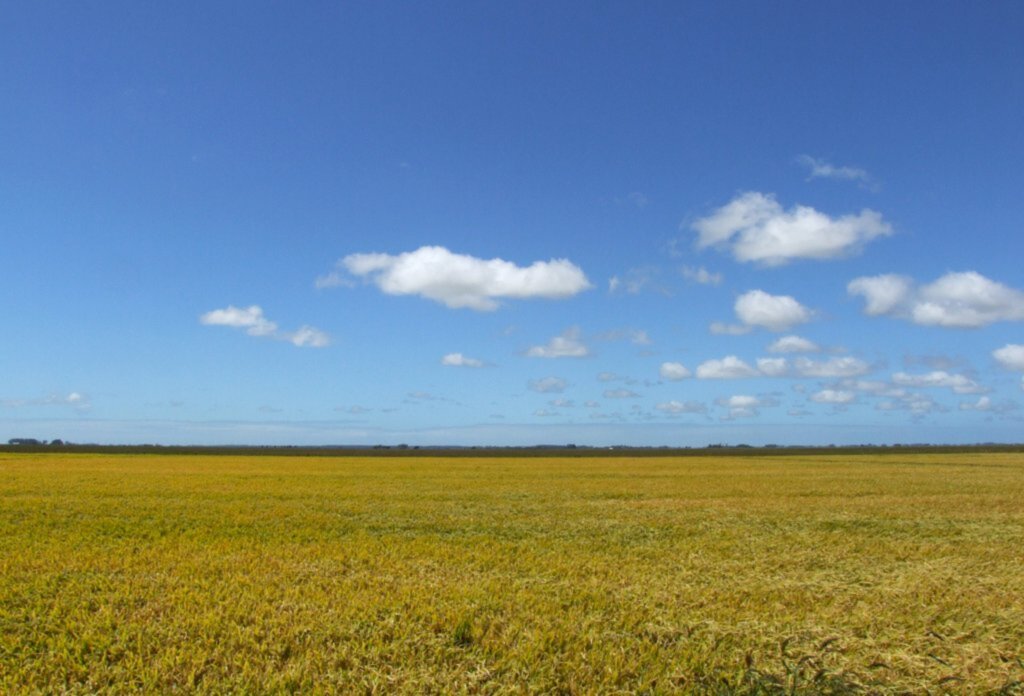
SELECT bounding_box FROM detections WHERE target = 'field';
[1,451,1023,694]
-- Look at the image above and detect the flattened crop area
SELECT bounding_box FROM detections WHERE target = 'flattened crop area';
[1,452,1023,693]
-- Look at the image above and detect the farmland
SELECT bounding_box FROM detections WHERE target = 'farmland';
[1,450,1023,693]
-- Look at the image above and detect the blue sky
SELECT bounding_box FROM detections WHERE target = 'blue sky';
[3,1,1024,446]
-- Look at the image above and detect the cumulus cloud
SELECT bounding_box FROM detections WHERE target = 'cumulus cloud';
[993,344,1024,371]
[681,266,723,286]
[659,362,691,381]
[695,355,871,380]
[696,356,759,379]
[200,305,277,336]
[891,371,986,394]
[767,335,820,354]
[792,356,871,378]
[328,246,592,310]
[441,352,485,368]
[959,396,1018,413]
[810,389,856,405]
[735,290,814,332]
[712,290,814,335]
[526,327,589,358]
[200,305,330,348]
[756,357,789,377]
[528,377,568,394]
[715,394,773,418]
[655,400,706,415]
[848,271,1024,328]
[691,192,892,266]
[877,393,946,415]
[797,155,876,189]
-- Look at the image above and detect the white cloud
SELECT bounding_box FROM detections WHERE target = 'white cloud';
[810,389,856,405]
[526,327,589,358]
[528,377,568,394]
[696,356,759,379]
[797,155,875,188]
[200,305,329,348]
[659,362,691,380]
[331,246,592,311]
[756,357,789,377]
[441,352,484,368]
[891,371,987,394]
[681,266,723,286]
[847,274,912,316]
[767,335,820,354]
[715,394,770,418]
[792,356,871,378]
[200,305,278,336]
[993,344,1024,371]
[959,396,992,412]
[877,393,945,415]
[849,271,1024,328]
[604,388,640,399]
[691,192,892,266]
[655,400,706,415]
[734,290,814,332]
[287,326,331,348]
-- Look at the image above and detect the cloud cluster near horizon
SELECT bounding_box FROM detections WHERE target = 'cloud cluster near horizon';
[319,245,592,310]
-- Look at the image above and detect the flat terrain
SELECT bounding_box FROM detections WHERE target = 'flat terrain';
[1,451,1023,693]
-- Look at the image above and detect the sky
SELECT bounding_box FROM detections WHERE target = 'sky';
[3,1,1024,447]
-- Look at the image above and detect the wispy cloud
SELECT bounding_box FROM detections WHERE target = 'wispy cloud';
[692,192,891,266]
[797,155,878,190]
[655,400,706,415]
[528,377,568,394]
[2,392,91,411]
[603,388,641,399]
[608,267,662,295]
[323,245,592,311]
[680,266,723,286]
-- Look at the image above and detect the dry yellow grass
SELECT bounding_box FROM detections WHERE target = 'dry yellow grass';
[1,451,1023,693]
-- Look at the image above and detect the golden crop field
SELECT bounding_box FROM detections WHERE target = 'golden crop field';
[1,451,1023,694]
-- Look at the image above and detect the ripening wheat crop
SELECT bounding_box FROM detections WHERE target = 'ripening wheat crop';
[1,451,1022,693]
